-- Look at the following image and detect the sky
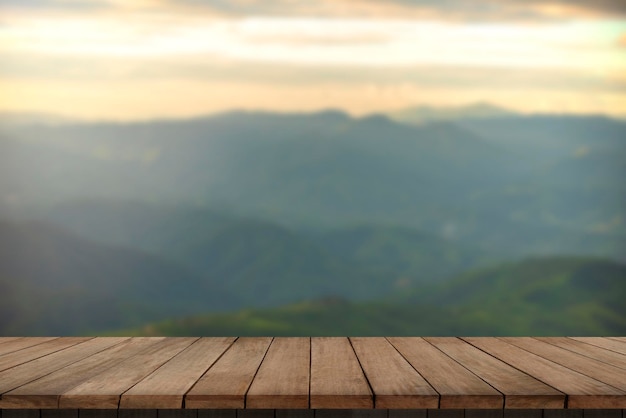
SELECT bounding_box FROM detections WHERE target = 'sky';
[0,0,625,120]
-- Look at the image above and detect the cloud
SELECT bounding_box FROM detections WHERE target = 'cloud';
[3,0,626,20]
[164,0,626,20]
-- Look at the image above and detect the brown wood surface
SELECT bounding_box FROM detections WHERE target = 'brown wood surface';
[465,337,626,408]
[310,337,373,409]
[426,337,564,409]
[185,337,272,409]
[536,337,626,370]
[246,337,310,409]
[1,337,625,411]
[60,338,197,409]
[0,338,58,356]
[388,337,503,409]
[2,338,161,409]
[351,337,438,409]
[570,338,626,355]
[0,337,91,372]
[0,338,120,399]
[122,337,235,409]
[0,337,22,343]
[502,337,626,391]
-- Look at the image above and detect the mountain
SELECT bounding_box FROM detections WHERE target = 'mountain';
[389,103,515,125]
[0,220,234,335]
[399,256,626,335]
[1,110,624,260]
[0,111,515,222]
[33,200,487,305]
[309,224,489,284]
[113,257,626,337]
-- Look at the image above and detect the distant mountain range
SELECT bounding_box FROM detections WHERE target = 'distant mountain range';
[2,108,624,258]
[0,210,489,334]
[113,256,626,337]
[1,108,624,335]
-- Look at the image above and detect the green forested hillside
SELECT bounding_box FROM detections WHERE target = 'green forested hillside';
[39,201,489,291]
[311,224,489,283]
[0,221,233,335]
[115,257,626,337]
[1,111,624,336]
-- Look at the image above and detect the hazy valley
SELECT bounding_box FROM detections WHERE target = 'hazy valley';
[1,107,624,335]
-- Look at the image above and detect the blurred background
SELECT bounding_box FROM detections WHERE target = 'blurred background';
[0,0,625,336]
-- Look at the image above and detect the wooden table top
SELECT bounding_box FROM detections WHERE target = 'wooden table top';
[0,337,624,410]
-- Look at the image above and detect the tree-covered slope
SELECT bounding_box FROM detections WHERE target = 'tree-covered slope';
[116,257,626,337]
[0,221,233,335]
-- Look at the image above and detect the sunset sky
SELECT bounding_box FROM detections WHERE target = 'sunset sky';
[1,0,625,121]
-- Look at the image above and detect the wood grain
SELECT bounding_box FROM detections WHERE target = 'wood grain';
[0,338,119,399]
[0,337,59,356]
[185,337,272,409]
[502,337,626,391]
[0,337,623,411]
[569,337,626,355]
[388,337,502,409]
[60,338,197,409]
[246,337,310,409]
[2,338,160,408]
[120,337,235,409]
[310,337,372,409]
[351,337,438,409]
[465,337,626,408]
[535,337,626,370]
[0,337,90,372]
[426,337,563,409]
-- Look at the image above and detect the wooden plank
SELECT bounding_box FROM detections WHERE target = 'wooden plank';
[426,411,464,418]
[274,410,314,418]
[425,337,564,409]
[118,410,157,418]
[314,411,386,418]
[2,338,163,408]
[543,410,583,418]
[0,338,123,398]
[157,410,197,418]
[503,411,542,418]
[235,412,273,418]
[1,410,40,418]
[502,337,626,391]
[350,337,438,409]
[0,337,90,372]
[582,411,622,418]
[41,410,78,418]
[570,338,626,355]
[465,410,503,418]
[185,337,272,409]
[0,337,23,345]
[388,411,427,418]
[536,337,626,370]
[310,337,373,409]
[120,337,235,409]
[60,338,197,409]
[197,411,236,418]
[78,410,117,418]
[388,337,502,409]
[464,337,626,408]
[0,338,59,357]
[246,337,310,409]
